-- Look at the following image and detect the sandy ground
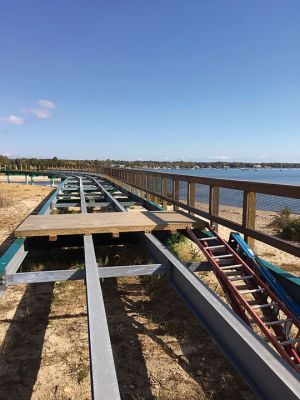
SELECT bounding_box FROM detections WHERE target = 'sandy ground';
[0,183,53,252]
[0,183,298,399]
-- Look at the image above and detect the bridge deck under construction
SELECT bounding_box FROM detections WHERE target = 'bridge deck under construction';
[0,171,299,400]
[15,210,204,238]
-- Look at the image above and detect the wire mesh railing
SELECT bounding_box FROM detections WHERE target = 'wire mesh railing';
[98,167,300,258]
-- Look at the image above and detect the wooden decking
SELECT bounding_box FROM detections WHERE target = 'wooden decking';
[15,211,205,238]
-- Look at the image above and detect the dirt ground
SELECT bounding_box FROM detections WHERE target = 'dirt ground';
[1,182,295,399]
[0,183,53,252]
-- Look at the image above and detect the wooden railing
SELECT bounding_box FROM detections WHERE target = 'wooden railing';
[98,167,300,258]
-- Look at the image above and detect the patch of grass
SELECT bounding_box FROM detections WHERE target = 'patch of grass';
[166,233,187,247]
[77,365,89,384]
[166,233,204,262]
[166,233,188,258]
[271,207,292,230]
[271,207,300,241]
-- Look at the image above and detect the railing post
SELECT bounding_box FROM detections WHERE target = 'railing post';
[134,173,137,195]
[243,191,256,249]
[153,176,159,204]
[149,175,154,201]
[132,173,135,192]
[162,177,168,210]
[126,171,130,191]
[146,175,151,200]
[129,172,133,193]
[187,181,195,214]
[172,179,180,210]
[138,174,142,195]
[209,186,219,231]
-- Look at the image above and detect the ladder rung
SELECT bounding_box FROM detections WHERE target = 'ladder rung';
[280,337,300,346]
[228,275,254,282]
[264,335,283,342]
[240,288,265,294]
[235,284,251,290]
[220,264,243,270]
[224,271,244,276]
[205,245,225,250]
[198,236,217,241]
[213,254,233,259]
[250,302,278,309]
[249,317,268,325]
[265,318,293,327]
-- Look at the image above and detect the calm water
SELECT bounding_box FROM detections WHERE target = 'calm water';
[156,168,300,214]
[5,169,300,213]
[157,168,300,185]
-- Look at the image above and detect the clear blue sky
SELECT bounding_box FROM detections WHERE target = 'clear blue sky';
[0,1,299,162]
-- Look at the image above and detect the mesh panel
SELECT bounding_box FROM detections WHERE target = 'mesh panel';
[219,188,243,224]
[149,176,153,192]
[195,183,210,212]
[256,194,300,214]
[179,180,188,202]
[157,177,162,193]
[256,194,300,237]
[142,175,147,189]
[167,178,173,198]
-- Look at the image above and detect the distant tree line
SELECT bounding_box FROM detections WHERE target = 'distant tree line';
[0,155,299,170]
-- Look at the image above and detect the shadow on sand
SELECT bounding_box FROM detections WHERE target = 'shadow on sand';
[0,283,54,399]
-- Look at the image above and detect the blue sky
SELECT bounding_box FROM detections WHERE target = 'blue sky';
[0,1,299,162]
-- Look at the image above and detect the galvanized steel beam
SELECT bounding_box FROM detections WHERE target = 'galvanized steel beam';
[6,263,169,285]
[84,235,121,400]
[90,177,127,212]
[79,176,121,400]
[140,232,300,400]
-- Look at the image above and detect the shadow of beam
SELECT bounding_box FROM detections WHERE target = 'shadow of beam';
[102,278,154,400]
[0,283,54,399]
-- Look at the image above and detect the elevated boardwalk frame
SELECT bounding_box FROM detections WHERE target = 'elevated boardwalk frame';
[0,172,299,399]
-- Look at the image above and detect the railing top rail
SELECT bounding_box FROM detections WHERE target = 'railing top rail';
[103,167,300,199]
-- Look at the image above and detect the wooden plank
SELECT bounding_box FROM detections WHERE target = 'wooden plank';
[153,176,159,204]
[188,181,196,214]
[15,211,205,238]
[209,186,219,231]
[146,175,151,201]
[173,179,180,211]
[243,191,256,249]
[162,177,168,210]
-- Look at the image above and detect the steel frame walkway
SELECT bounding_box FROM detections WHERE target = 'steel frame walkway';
[0,173,299,400]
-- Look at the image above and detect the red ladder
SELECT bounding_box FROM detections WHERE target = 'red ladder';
[187,227,300,372]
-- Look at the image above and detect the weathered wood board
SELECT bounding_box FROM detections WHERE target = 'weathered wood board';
[15,211,206,238]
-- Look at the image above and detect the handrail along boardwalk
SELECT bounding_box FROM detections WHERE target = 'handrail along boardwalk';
[98,167,300,257]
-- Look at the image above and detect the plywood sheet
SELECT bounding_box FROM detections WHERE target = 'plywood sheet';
[15,211,205,238]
